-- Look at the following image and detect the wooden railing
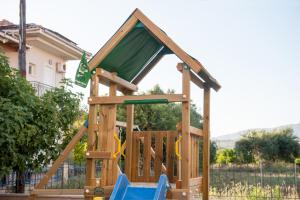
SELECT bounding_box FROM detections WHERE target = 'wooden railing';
[131,131,178,183]
[190,134,201,178]
[176,122,203,179]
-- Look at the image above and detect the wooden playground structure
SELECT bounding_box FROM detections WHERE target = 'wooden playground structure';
[30,8,220,200]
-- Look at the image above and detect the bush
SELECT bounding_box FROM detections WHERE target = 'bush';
[216,149,237,164]
[235,129,300,163]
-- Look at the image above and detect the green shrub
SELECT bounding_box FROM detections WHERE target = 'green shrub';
[216,149,237,164]
[295,158,300,165]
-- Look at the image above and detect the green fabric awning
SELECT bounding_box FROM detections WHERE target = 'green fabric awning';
[97,22,172,82]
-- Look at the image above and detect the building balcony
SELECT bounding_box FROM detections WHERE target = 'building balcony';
[29,81,53,96]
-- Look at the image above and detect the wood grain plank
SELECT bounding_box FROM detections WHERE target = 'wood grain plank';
[202,85,211,200]
[181,65,191,197]
[96,68,138,92]
[154,132,163,181]
[143,133,151,182]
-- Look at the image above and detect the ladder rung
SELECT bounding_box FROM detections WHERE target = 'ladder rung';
[86,151,112,159]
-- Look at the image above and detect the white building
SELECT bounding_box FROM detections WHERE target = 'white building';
[0,19,90,95]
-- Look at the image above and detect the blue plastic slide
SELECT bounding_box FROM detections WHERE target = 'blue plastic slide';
[109,174,169,200]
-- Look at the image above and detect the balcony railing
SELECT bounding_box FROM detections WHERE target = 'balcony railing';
[29,81,54,96]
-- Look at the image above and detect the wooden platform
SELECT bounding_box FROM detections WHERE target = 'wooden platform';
[28,179,202,200]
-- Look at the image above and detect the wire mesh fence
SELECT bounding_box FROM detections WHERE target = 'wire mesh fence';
[0,158,87,193]
[210,163,300,199]
[1,160,299,199]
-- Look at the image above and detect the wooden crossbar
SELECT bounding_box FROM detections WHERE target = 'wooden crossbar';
[85,151,112,159]
[96,68,138,92]
[176,122,203,137]
[88,94,187,105]
[31,189,83,195]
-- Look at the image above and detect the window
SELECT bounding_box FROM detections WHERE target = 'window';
[28,63,35,75]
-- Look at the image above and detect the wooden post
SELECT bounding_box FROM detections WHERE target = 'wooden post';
[125,92,134,180]
[107,82,117,185]
[19,0,26,77]
[85,74,98,200]
[143,133,151,182]
[202,85,211,200]
[181,64,191,193]
[154,132,163,181]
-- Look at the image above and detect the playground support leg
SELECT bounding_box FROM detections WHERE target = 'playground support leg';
[181,64,191,197]
[202,85,211,200]
[125,92,134,180]
[85,74,99,200]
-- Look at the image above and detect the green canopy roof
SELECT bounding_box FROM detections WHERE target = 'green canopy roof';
[97,22,171,82]
[88,9,221,91]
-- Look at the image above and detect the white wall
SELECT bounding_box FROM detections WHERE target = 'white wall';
[26,46,65,87]
[1,44,66,88]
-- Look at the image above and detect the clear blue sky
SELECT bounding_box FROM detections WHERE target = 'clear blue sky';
[2,0,300,137]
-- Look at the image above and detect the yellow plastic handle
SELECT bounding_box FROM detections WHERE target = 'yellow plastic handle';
[121,141,126,158]
[175,136,182,160]
[113,133,121,158]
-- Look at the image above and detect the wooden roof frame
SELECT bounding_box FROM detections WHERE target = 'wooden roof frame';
[88,8,221,91]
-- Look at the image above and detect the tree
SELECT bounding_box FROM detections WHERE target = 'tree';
[235,128,300,163]
[216,149,238,164]
[198,140,218,172]
[210,141,218,163]
[117,84,202,130]
[0,52,83,192]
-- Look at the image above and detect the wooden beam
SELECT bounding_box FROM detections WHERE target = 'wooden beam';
[190,126,203,137]
[116,121,139,129]
[34,125,87,189]
[166,133,176,183]
[96,68,138,92]
[176,122,203,137]
[107,82,118,185]
[88,94,187,105]
[202,85,211,200]
[84,186,114,198]
[143,133,151,181]
[154,132,163,181]
[85,151,112,159]
[189,177,203,187]
[92,121,139,130]
[151,146,167,174]
[88,15,138,70]
[167,189,189,200]
[177,63,204,89]
[85,74,99,200]
[181,64,191,195]
[31,189,83,195]
[125,92,134,180]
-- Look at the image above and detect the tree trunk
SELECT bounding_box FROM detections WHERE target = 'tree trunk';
[15,169,25,193]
